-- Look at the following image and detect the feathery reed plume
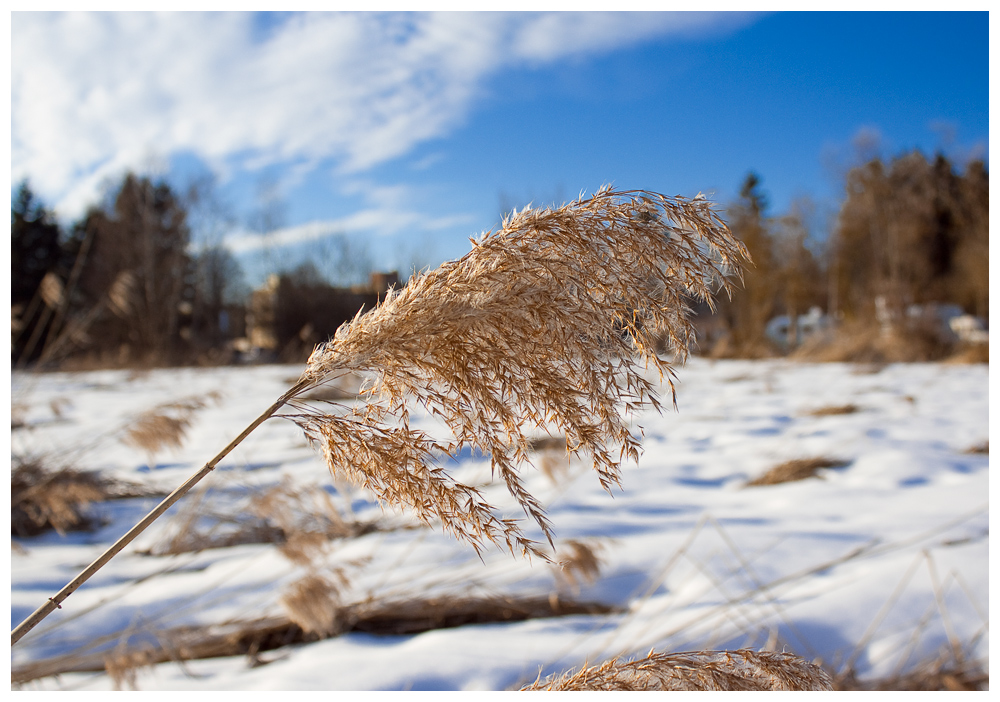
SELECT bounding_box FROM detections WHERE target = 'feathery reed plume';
[285,188,747,557]
[522,649,833,691]
[12,188,746,645]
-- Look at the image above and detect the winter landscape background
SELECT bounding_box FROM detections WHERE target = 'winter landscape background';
[11,357,988,690]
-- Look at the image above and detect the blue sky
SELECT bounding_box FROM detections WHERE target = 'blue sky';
[11,11,990,287]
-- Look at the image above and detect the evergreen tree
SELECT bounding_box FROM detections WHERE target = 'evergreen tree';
[11,182,65,363]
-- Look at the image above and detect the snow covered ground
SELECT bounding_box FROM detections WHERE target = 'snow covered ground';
[11,358,989,690]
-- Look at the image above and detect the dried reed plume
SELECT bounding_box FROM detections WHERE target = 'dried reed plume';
[522,649,833,691]
[12,187,746,645]
[286,188,747,557]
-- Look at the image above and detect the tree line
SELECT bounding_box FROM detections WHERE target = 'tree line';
[11,151,988,368]
[712,152,988,358]
[12,173,247,367]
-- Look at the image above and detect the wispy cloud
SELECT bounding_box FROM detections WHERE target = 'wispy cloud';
[225,207,476,254]
[12,11,759,220]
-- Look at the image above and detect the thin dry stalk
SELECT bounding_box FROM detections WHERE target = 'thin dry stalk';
[522,648,833,691]
[745,457,850,487]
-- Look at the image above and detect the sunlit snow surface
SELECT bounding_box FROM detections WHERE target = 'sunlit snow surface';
[11,358,988,690]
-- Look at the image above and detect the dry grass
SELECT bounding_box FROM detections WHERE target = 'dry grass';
[280,573,346,638]
[121,394,220,455]
[745,457,851,487]
[13,187,746,646]
[945,342,988,365]
[805,403,860,417]
[150,479,379,556]
[521,648,833,691]
[792,320,980,364]
[835,655,987,691]
[11,458,152,537]
[284,188,747,558]
[963,440,988,455]
[11,596,618,686]
[553,539,605,593]
[527,434,572,485]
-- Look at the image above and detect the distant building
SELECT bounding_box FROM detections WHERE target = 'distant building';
[765,307,832,349]
[239,271,400,361]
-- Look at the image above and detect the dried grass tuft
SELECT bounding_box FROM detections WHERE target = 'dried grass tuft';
[279,573,346,638]
[104,648,156,691]
[554,539,605,592]
[11,458,150,537]
[285,188,747,558]
[963,440,988,455]
[806,403,860,417]
[835,654,987,691]
[529,434,572,485]
[151,479,376,557]
[745,457,851,487]
[521,648,833,691]
[121,395,218,455]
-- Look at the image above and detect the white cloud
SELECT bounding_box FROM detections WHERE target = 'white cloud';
[12,11,759,220]
[225,203,477,254]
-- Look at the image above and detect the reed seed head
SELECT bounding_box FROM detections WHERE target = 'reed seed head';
[285,188,748,558]
[522,649,833,691]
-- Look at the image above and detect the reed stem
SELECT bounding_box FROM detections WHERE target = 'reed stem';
[11,380,309,646]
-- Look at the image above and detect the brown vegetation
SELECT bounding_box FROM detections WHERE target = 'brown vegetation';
[11,595,618,687]
[149,480,380,556]
[121,394,219,455]
[287,188,748,559]
[12,458,152,537]
[963,441,988,455]
[553,539,605,593]
[745,457,851,487]
[521,648,833,691]
[805,403,860,417]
